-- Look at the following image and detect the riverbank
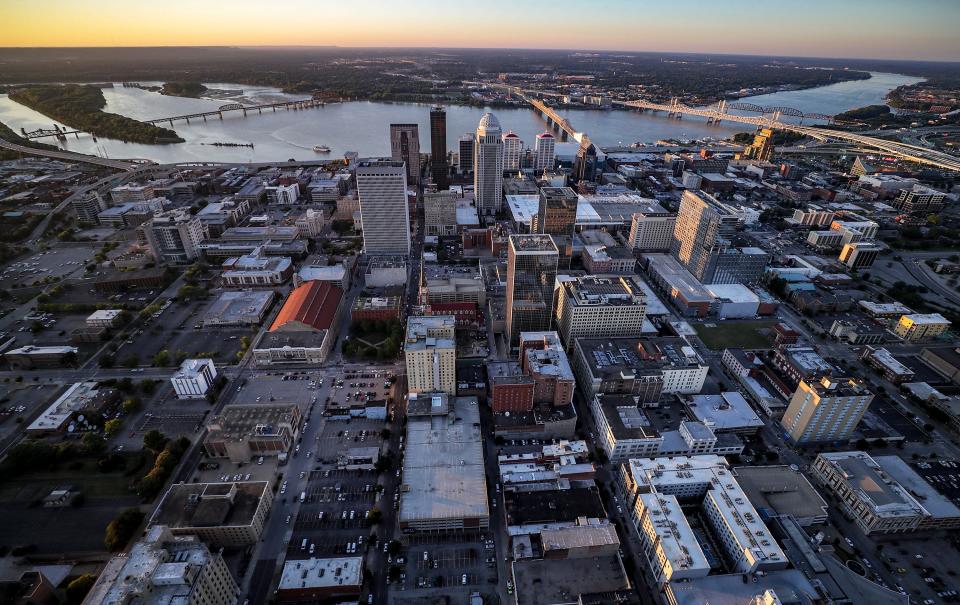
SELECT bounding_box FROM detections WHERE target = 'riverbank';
[7,85,184,144]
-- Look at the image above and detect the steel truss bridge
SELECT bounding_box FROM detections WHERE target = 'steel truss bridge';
[22,98,326,139]
[476,82,960,173]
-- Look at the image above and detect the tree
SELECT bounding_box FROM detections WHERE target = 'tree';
[387,539,402,556]
[104,508,145,551]
[153,349,171,367]
[104,419,123,436]
[367,508,383,524]
[82,432,107,455]
[143,429,168,453]
[122,397,141,414]
[66,573,98,605]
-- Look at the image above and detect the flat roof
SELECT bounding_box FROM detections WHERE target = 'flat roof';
[513,555,629,605]
[278,557,363,590]
[875,455,960,521]
[576,336,704,380]
[638,492,709,573]
[644,254,713,304]
[733,465,828,522]
[399,396,489,524]
[704,283,760,304]
[204,290,274,324]
[505,487,606,525]
[818,452,925,519]
[151,481,269,530]
[685,392,765,432]
[594,394,660,441]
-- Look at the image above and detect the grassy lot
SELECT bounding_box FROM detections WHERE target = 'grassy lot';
[0,453,146,504]
[693,320,776,351]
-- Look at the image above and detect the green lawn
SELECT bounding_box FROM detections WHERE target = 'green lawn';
[693,320,776,351]
[0,455,142,504]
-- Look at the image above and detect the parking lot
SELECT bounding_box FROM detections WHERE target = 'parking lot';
[870,398,929,442]
[287,468,380,559]
[391,536,497,593]
[914,458,960,506]
[1,245,93,287]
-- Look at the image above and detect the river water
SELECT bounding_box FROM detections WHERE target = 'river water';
[0,73,923,164]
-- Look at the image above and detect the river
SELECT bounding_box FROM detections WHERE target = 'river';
[0,73,923,164]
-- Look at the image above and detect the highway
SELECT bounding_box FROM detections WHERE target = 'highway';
[0,136,141,170]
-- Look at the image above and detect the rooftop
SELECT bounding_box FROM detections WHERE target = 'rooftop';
[733,465,828,522]
[270,281,342,332]
[519,331,575,381]
[644,254,714,304]
[278,557,363,591]
[207,403,299,441]
[509,233,558,254]
[513,555,629,605]
[594,394,660,441]
[874,455,960,521]
[576,336,704,379]
[151,481,269,530]
[405,315,456,352]
[684,392,765,432]
[818,452,925,519]
[504,487,606,526]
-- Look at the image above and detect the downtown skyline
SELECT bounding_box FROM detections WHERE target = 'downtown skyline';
[2,0,960,62]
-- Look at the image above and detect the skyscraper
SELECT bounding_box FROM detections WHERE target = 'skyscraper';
[670,190,741,283]
[506,234,559,348]
[474,113,504,216]
[458,134,474,175]
[389,123,420,185]
[574,142,598,182]
[780,376,874,444]
[535,186,578,239]
[356,159,411,255]
[502,131,522,171]
[534,132,556,172]
[430,106,448,190]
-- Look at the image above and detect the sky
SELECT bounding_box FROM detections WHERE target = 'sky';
[2,0,959,61]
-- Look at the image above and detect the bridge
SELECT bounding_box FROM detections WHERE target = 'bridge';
[0,136,142,170]
[475,82,960,173]
[23,98,328,140]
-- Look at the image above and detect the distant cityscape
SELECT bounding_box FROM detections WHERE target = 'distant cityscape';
[0,39,959,605]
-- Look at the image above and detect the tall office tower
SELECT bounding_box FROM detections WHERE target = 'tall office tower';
[141,208,208,265]
[743,128,775,162]
[534,131,556,172]
[356,159,411,255]
[474,113,504,216]
[670,190,741,283]
[458,134,474,175]
[535,186,578,238]
[430,106,448,190]
[506,234,559,348]
[574,142,598,182]
[389,123,420,185]
[780,376,874,444]
[502,131,523,171]
[628,204,676,252]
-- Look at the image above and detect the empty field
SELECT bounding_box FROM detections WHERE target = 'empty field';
[693,320,776,350]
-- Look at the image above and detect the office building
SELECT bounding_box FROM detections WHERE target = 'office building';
[390,123,420,184]
[506,234,559,347]
[806,230,844,250]
[356,159,411,255]
[839,241,882,269]
[742,128,775,162]
[518,331,576,408]
[459,134,474,174]
[423,190,459,236]
[73,191,108,223]
[534,132,556,172]
[780,376,874,444]
[278,557,363,603]
[830,219,879,245]
[812,452,960,535]
[555,275,647,349]
[430,106,448,189]
[860,346,916,384]
[399,394,489,532]
[893,184,947,214]
[221,249,293,287]
[141,208,207,265]
[474,113,504,215]
[535,186,578,238]
[894,313,950,342]
[4,345,79,371]
[26,381,117,436]
[86,309,124,329]
[204,403,302,463]
[170,358,218,400]
[572,337,709,403]
[150,481,272,547]
[621,455,787,580]
[670,190,742,283]
[628,205,676,252]
[265,183,299,205]
[405,316,457,395]
[295,208,325,238]
[82,526,238,605]
[791,206,835,226]
[502,130,523,171]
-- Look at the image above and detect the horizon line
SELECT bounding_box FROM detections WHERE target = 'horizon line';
[0,44,958,65]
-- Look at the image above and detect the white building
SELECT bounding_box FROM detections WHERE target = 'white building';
[534,132,556,172]
[502,131,523,171]
[356,159,411,255]
[474,113,504,216]
[555,275,647,349]
[266,183,299,205]
[628,207,676,252]
[170,358,218,400]
[86,309,124,329]
[404,316,457,395]
[621,455,787,580]
[295,208,325,237]
[141,208,207,265]
[82,525,238,605]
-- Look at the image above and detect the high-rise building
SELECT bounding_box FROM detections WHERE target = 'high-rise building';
[423,190,459,236]
[82,526,239,605]
[356,159,411,255]
[430,106,448,189]
[535,186,578,239]
[555,275,647,349]
[474,113,504,216]
[502,131,523,171]
[742,128,775,162]
[628,204,676,251]
[506,234,559,347]
[534,132,556,172]
[390,123,421,185]
[458,134,474,175]
[574,142,598,182]
[839,241,882,269]
[892,184,947,214]
[670,190,741,283]
[404,316,457,395]
[141,208,207,265]
[780,376,874,444]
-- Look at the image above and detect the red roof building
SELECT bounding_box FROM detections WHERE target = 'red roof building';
[270,281,343,332]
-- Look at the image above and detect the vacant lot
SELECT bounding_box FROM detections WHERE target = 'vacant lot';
[693,320,776,350]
